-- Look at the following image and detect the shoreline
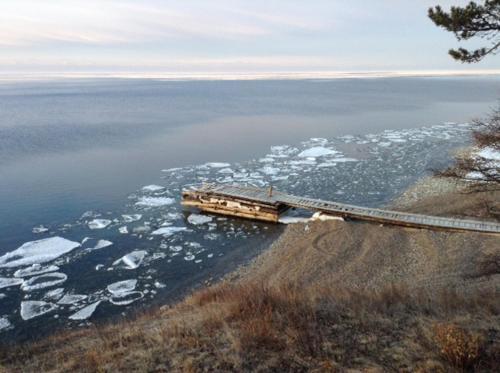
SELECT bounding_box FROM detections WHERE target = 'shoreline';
[1,174,499,371]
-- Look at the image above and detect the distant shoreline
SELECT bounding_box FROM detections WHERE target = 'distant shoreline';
[1,69,500,82]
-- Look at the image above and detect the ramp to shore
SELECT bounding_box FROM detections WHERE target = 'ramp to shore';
[182,184,500,234]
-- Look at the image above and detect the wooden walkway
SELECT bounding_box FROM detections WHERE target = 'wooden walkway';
[182,184,500,234]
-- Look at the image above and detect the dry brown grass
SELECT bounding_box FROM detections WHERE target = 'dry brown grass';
[1,281,499,372]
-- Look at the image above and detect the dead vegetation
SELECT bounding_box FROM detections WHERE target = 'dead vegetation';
[1,281,499,372]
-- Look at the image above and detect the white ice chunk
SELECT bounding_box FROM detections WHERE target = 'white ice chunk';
[21,272,67,292]
[20,301,57,320]
[187,214,213,225]
[278,216,310,224]
[118,226,129,234]
[311,212,345,222]
[110,291,143,306]
[135,197,175,207]
[68,301,101,320]
[14,264,60,278]
[298,147,338,158]
[151,227,187,236]
[92,240,113,250]
[122,214,142,222]
[113,250,147,269]
[43,287,65,301]
[88,219,112,230]
[32,225,49,234]
[260,166,280,175]
[205,162,231,168]
[0,317,11,331]
[184,254,195,261]
[57,294,88,305]
[0,237,80,268]
[0,277,23,289]
[141,184,165,192]
[331,157,358,162]
[107,279,137,296]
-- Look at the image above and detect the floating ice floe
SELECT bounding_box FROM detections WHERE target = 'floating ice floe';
[88,219,112,230]
[32,225,49,234]
[107,279,143,306]
[113,250,147,269]
[43,288,65,301]
[0,317,11,331]
[205,162,231,168]
[260,166,280,175]
[298,147,338,158]
[151,227,187,236]
[141,185,165,192]
[20,301,58,320]
[92,240,113,250]
[311,212,345,222]
[0,277,23,290]
[107,279,137,297]
[0,237,80,268]
[278,216,310,224]
[118,226,129,234]
[122,214,142,223]
[110,291,143,306]
[57,294,88,305]
[21,272,67,292]
[69,301,101,320]
[135,196,175,207]
[14,264,60,278]
[184,254,195,261]
[187,214,213,225]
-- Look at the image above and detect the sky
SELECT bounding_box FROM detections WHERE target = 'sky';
[0,0,498,76]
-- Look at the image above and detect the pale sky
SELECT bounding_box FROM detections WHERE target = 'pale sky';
[0,0,498,76]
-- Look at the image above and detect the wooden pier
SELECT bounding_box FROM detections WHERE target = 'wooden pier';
[182,184,500,234]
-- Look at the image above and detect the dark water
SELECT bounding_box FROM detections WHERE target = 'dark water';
[0,77,498,341]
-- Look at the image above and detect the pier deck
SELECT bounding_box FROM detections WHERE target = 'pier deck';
[182,184,500,234]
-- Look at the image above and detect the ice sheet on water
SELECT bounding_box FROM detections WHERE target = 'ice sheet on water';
[0,277,23,289]
[0,317,11,331]
[58,294,88,305]
[14,264,59,278]
[92,240,113,250]
[110,291,143,306]
[69,301,101,320]
[0,237,80,268]
[278,216,310,224]
[205,162,231,168]
[151,227,187,236]
[88,219,112,230]
[32,225,49,234]
[20,301,58,320]
[21,272,67,292]
[43,287,65,301]
[141,185,165,192]
[107,279,137,296]
[135,196,175,207]
[187,214,213,225]
[298,146,338,158]
[113,250,147,269]
[122,214,142,222]
[260,166,280,175]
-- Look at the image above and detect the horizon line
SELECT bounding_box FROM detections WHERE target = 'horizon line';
[1,69,500,82]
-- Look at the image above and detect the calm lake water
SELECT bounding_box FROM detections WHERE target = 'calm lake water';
[0,77,498,341]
